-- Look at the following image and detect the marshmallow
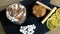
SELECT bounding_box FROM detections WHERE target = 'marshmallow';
[19,24,36,34]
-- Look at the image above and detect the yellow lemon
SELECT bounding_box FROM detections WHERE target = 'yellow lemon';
[55,8,60,26]
[56,8,60,15]
[46,18,58,30]
[50,14,57,19]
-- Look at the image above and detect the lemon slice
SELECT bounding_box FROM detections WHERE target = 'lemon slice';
[55,8,60,26]
[51,14,59,26]
[50,14,57,19]
[56,8,60,26]
[56,8,60,15]
[46,18,58,30]
[55,14,60,26]
[56,8,60,18]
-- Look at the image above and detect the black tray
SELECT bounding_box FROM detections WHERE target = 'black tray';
[0,0,58,34]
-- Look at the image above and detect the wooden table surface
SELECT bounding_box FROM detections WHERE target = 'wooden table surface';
[0,0,22,11]
[0,22,5,34]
